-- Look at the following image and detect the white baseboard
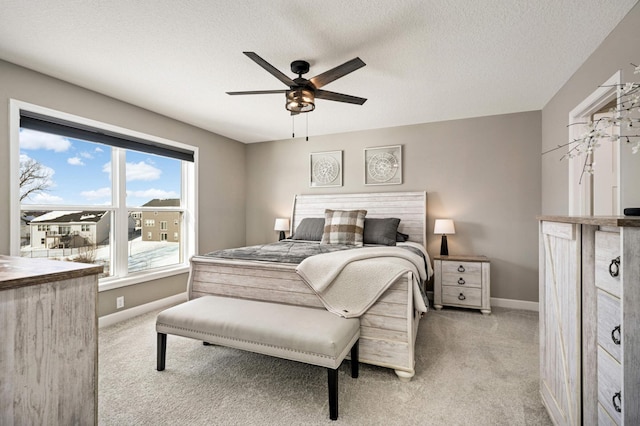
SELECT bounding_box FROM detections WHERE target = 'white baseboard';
[490,297,538,311]
[426,291,538,312]
[99,292,187,328]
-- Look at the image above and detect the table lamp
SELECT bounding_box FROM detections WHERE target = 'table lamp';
[434,219,455,256]
[274,218,290,241]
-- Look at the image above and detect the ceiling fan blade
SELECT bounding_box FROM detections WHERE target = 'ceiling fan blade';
[315,89,367,105]
[243,52,296,87]
[226,90,288,95]
[309,57,366,89]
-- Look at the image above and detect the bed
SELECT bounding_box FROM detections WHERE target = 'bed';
[187,191,430,381]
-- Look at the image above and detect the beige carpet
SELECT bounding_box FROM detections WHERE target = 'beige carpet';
[98,305,552,425]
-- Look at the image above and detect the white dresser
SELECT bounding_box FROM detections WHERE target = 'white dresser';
[538,216,640,425]
[0,256,102,425]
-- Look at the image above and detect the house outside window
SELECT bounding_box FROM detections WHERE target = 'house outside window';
[160,221,167,230]
[11,101,197,289]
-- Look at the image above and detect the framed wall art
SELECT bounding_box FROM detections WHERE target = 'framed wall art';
[309,150,342,187]
[364,145,402,185]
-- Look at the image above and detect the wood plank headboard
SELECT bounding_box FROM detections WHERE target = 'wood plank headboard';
[290,191,427,247]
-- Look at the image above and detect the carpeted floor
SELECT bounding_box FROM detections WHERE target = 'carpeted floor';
[98,305,552,425]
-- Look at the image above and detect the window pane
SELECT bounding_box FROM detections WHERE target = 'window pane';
[20,209,110,278]
[128,211,182,273]
[19,129,112,205]
[125,150,181,208]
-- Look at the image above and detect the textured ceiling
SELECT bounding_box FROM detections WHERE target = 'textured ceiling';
[0,1,637,143]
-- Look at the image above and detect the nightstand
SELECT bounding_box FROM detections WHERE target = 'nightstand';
[433,255,491,315]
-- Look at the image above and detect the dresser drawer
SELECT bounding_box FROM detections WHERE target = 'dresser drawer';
[598,346,622,424]
[441,286,482,308]
[441,261,482,288]
[597,289,621,363]
[595,231,621,298]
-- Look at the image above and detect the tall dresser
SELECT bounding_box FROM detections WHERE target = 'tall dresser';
[538,216,640,425]
[0,256,102,425]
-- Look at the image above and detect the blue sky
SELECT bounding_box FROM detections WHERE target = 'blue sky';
[20,129,181,207]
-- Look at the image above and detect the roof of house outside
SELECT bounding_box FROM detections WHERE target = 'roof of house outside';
[30,211,107,224]
[142,199,180,207]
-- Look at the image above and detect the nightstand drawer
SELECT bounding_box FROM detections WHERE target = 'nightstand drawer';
[441,261,482,276]
[441,286,482,308]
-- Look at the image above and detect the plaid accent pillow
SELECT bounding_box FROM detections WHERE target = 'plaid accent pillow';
[321,209,367,246]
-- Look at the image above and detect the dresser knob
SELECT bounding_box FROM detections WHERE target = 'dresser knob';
[457,265,465,273]
[611,325,621,345]
[458,278,465,285]
[612,391,622,413]
[458,293,466,301]
[609,256,620,277]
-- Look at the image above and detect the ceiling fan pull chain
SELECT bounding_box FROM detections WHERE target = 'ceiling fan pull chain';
[306,114,309,142]
[292,115,295,139]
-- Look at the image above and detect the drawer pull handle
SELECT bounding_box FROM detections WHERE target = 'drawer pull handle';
[457,265,465,273]
[458,293,466,301]
[612,391,622,413]
[458,278,466,285]
[609,256,620,277]
[611,325,621,345]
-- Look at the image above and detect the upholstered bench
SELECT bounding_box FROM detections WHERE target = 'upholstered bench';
[156,295,360,421]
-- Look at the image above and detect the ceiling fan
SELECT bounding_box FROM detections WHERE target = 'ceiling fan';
[226,52,367,114]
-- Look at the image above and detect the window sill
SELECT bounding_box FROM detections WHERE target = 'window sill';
[98,264,190,292]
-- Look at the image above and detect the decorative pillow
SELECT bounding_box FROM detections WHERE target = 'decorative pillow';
[321,209,367,246]
[363,218,400,246]
[396,231,409,242]
[291,218,325,241]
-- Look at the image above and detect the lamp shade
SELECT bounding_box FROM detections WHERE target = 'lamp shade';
[434,219,455,235]
[274,218,290,232]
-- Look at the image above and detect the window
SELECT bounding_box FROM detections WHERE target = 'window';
[11,101,197,290]
[160,221,167,230]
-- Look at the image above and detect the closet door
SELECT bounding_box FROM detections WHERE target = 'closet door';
[539,221,582,426]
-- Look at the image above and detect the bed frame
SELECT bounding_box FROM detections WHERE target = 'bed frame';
[187,191,427,381]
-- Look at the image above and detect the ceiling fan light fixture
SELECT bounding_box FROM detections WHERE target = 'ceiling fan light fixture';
[286,89,315,113]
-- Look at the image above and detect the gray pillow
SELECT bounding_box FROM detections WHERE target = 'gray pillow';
[396,231,409,242]
[291,218,325,241]
[363,218,401,246]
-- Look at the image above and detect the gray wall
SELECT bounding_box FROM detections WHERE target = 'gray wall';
[542,2,640,214]
[0,60,247,317]
[246,111,542,302]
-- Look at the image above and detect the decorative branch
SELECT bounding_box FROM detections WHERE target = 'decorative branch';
[543,62,640,181]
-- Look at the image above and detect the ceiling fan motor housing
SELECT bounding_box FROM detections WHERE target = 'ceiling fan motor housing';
[290,60,310,76]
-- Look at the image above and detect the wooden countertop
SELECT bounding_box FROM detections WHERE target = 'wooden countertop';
[538,215,640,227]
[0,255,103,291]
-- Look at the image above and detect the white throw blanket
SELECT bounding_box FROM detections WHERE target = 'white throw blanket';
[296,247,429,318]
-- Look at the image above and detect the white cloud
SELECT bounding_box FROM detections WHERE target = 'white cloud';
[128,189,179,199]
[127,161,161,181]
[95,147,104,153]
[19,129,71,152]
[80,152,94,159]
[80,187,111,200]
[28,192,64,204]
[67,157,85,166]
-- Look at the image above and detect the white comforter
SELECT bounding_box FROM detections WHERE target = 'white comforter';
[296,243,430,318]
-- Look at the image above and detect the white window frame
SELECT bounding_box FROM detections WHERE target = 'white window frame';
[9,99,198,291]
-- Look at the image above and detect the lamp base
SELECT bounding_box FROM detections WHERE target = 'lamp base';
[279,231,286,241]
[440,235,449,256]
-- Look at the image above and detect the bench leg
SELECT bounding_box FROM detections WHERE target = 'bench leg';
[157,333,167,371]
[351,339,359,378]
[328,368,338,420]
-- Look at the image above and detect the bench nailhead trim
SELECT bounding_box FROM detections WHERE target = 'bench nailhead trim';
[157,322,349,360]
